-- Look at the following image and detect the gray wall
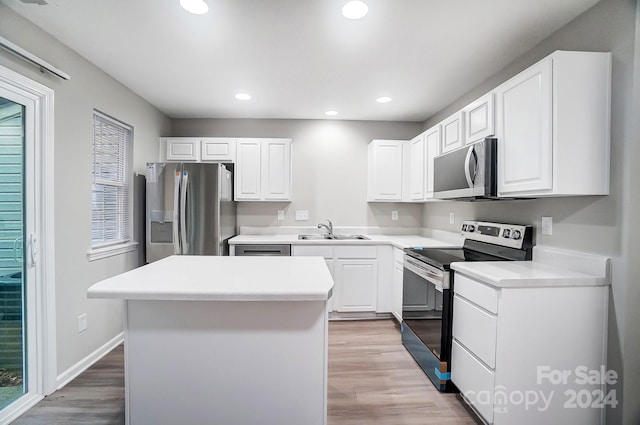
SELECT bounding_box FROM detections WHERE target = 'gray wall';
[171,119,424,228]
[421,0,638,423]
[0,5,170,376]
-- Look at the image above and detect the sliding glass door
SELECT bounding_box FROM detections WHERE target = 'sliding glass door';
[0,96,26,413]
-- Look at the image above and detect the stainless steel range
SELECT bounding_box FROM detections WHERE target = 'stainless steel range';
[401,220,534,391]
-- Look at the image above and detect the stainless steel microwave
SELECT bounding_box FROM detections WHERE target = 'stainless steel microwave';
[433,138,497,200]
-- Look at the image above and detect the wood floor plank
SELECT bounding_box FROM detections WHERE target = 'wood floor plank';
[11,320,476,424]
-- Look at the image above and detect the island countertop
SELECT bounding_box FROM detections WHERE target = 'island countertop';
[87,255,334,302]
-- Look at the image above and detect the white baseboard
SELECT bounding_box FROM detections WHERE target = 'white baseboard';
[56,332,124,390]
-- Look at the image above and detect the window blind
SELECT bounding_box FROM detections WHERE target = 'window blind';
[91,111,131,247]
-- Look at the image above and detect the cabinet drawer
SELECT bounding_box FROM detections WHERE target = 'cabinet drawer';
[292,245,334,259]
[451,340,495,424]
[454,273,499,314]
[334,246,377,259]
[453,295,497,368]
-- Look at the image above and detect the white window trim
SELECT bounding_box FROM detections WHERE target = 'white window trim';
[86,241,138,262]
[90,110,135,256]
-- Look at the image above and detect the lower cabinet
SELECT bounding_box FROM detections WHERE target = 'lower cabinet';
[451,272,609,425]
[392,248,404,323]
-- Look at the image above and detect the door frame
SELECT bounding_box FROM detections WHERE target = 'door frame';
[0,64,57,420]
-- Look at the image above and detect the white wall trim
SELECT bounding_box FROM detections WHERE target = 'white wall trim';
[0,64,58,397]
[56,332,124,390]
[0,393,43,425]
[87,241,139,262]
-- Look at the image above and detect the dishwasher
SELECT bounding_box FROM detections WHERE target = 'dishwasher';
[234,244,291,256]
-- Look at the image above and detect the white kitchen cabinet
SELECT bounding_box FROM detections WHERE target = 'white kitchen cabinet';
[235,138,292,201]
[367,139,405,202]
[424,124,441,200]
[440,111,465,153]
[495,50,611,197]
[392,248,404,323]
[463,92,495,144]
[451,272,609,425]
[163,137,200,162]
[292,245,335,313]
[334,259,377,312]
[162,137,235,162]
[201,138,236,162]
[408,134,426,201]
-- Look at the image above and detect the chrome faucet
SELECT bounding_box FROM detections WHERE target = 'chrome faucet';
[317,219,333,236]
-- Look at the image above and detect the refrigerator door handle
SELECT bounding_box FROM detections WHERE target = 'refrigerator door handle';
[173,171,181,254]
[180,171,189,254]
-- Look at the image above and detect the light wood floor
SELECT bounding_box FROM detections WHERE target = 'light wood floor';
[12,320,476,425]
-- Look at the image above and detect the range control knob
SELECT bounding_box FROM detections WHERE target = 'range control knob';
[467,225,475,232]
[461,224,467,231]
[502,229,511,238]
[511,230,522,240]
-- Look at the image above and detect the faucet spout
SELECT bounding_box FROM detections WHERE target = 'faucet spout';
[317,219,333,236]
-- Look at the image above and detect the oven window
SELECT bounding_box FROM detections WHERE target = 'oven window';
[402,267,444,357]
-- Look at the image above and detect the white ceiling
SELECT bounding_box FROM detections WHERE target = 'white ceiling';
[4,0,600,121]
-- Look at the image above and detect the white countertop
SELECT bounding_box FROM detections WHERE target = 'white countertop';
[87,255,334,301]
[229,234,460,250]
[451,252,610,289]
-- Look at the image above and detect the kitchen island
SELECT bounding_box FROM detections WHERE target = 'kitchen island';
[87,255,334,425]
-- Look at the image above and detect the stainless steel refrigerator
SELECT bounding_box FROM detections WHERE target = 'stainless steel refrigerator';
[145,162,237,263]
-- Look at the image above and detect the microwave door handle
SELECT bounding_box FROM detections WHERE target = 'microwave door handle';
[173,171,181,255]
[464,146,478,187]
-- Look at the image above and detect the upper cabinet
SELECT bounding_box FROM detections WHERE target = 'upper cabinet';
[496,51,611,197]
[161,137,235,162]
[463,92,495,144]
[367,139,406,202]
[440,111,465,153]
[235,138,292,201]
[408,134,426,201]
[424,124,441,200]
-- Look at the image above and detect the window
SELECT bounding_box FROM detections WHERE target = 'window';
[91,111,132,249]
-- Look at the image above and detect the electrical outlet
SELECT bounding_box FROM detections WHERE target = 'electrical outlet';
[449,212,455,225]
[78,314,87,333]
[277,210,285,221]
[295,210,309,221]
[542,216,553,235]
[391,211,398,221]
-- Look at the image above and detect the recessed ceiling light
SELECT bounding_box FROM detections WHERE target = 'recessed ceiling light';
[342,1,368,19]
[235,93,252,100]
[325,110,338,116]
[376,96,392,103]
[180,0,208,15]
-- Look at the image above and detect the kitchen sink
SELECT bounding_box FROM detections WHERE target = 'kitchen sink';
[297,234,369,240]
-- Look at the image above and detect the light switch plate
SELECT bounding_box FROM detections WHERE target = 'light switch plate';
[391,211,398,221]
[295,210,309,221]
[541,216,553,235]
[449,212,455,224]
[78,314,87,333]
[277,210,285,221]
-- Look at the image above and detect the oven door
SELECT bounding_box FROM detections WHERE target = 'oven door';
[401,255,455,391]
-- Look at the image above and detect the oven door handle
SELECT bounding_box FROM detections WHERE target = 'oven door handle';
[404,256,448,290]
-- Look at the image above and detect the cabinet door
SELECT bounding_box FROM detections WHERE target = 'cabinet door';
[165,138,200,162]
[424,125,441,198]
[325,259,335,313]
[464,92,495,144]
[334,260,378,312]
[201,138,236,162]
[409,134,425,200]
[262,139,292,201]
[440,111,465,153]
[496,58,553,195]
[368,140,403,201]
[392,261,403,323]
[235,139,262,200]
